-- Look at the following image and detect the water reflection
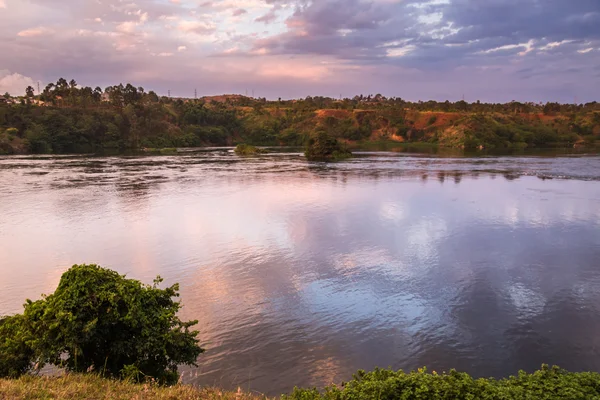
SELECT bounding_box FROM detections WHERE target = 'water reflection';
[0,151,599,395]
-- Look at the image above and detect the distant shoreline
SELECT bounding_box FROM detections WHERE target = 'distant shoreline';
[2,83,599,156]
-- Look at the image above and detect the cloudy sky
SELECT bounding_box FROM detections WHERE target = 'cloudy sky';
[0,0,599,101]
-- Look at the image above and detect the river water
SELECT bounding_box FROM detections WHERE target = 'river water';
[1,149,599,394]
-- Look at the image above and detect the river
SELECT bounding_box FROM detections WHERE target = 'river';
[1,149,599,395]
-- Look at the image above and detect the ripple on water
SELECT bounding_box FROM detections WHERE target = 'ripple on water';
[0,150,599,395]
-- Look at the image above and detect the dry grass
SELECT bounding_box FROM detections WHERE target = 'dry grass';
[409,111,463,130]
[0,374,268,400]
[314,109,353,119]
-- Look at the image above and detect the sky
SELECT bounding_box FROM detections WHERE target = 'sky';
[0,0,599,102]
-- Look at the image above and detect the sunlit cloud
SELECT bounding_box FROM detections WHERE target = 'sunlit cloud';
[17,27,53,37]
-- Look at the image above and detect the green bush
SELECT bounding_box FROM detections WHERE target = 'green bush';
[5,127,18,137]
[277,128,304,145]
[284,365,600,400]
[0,315,35,378]
[0,264,203,385]
[235,143,266,155]
[305,130,352,161]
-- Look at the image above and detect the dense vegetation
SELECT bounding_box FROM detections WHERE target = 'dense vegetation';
[235,143,267,155]
[0,264,202,385]
[0,78,599,155]
[305,129,352,161]
[284,366,600,400]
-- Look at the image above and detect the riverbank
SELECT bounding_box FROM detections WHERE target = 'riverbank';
[0,374,265,400]
[1,90,599,155]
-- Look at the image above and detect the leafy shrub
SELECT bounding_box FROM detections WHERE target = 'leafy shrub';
[305,130,352,161]
[277,128,304,145]
[235,144,266,155]
[5,127,18,137]
[0,264,203,385]
[283,365,600,400]
[0,315,35,378]
[185,125,230,146]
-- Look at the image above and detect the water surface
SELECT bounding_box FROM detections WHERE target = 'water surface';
[1,150,599,394]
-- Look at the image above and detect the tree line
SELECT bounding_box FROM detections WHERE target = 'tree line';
[0,78,598,154]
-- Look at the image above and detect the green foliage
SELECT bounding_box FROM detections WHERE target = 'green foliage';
[235,144,266,155]
[305,130,352,161]
[277,128,305,146]
[0,315,35,379]
[142,147,178,155]
[5,127,18,136]
[0,264,203,385]
[1,78,599,154]
[183,125,229,146]
[283,365,600,400]
[25,124,52,153]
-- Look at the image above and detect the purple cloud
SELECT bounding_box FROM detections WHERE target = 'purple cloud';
[0,0,597,102]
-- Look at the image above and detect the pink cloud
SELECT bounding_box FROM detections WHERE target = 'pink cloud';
[17,27,53,37]
[177,20,216,34]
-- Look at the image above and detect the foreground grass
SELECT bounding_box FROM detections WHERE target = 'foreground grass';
[3,366,600,399]
[0,374,267,400]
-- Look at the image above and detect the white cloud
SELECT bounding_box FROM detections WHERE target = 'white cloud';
[387,45,416,57]
[0,0,6,8]
[17,27,53,37]
[116,21,138,33]
[0,70,36,96]
[539,40,573,51]
[178,45,187,52]
[177,20,216,34]
[115,10,148,33]
[149,52,175,57]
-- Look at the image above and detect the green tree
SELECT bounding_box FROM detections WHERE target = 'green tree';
[147,90,159,103]
[25,86,35,98]
[92,87,103,103]
[0,315,35,378]
[305,129,352,161]
[1,264,203,385]
[56,78,69,96]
